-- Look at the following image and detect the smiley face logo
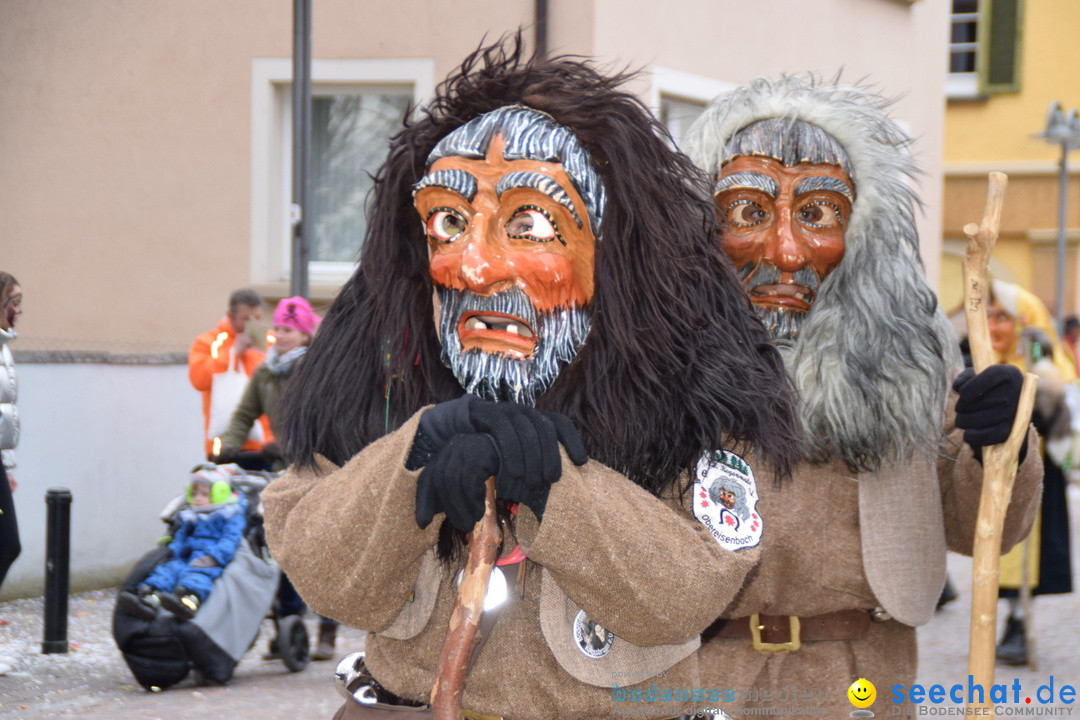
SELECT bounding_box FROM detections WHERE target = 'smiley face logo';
[847,678,876,709]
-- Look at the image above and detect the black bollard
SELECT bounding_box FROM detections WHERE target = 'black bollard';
[42,487,72,654]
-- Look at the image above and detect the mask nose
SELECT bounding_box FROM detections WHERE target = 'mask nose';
[760,207,813,274]
[457,213,514,295]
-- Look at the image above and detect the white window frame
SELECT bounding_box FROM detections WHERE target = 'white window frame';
[649,67,735,149]
[250,58,435,288]
[947,1,981,99]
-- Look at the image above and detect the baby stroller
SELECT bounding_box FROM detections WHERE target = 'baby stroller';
[112,464,310,689]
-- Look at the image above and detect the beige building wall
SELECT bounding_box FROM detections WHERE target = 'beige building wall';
[5,0,950,354]
[3,1,537,354]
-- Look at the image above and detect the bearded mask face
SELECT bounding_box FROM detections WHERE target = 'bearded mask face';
[413,107,605,404]
[713,118,855,342]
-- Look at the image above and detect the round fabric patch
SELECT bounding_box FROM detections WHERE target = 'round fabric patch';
[572,609,614,658]
[692,450,762,551]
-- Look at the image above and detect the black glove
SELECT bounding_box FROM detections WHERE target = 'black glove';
[412,399,589,529]
[213,449,273,472]
[406,395,474,471]
[211,448,242,465]
[415,433,499,531]
[468,400,588,519]
[953,365,1027,459]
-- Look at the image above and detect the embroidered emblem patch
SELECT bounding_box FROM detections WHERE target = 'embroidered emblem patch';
[572,609,614,658]
[692,450,762,551]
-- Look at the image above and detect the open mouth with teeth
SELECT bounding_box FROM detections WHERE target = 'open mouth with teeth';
[458,311,537,357]
[749,283,815,312]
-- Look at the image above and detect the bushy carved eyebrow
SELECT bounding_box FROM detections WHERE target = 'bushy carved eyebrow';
[496,171,583,229]
[795,176,855,203]
[714,171,780,198]
[412,169,478,202]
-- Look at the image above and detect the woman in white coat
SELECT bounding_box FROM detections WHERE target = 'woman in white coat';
[0,271,24,617]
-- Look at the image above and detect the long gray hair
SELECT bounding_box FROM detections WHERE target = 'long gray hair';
[682,75,960,470]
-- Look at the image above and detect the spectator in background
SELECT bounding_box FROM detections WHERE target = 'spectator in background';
[0,272,23,628]
[984,279,1074,666]
[215,296,319,471]
[188,289,269,459]
[1062,315,1080,375]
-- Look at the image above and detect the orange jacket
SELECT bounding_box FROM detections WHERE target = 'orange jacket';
[188,316,270,457]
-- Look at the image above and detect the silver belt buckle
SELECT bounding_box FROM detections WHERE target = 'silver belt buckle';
[335,651,377,705]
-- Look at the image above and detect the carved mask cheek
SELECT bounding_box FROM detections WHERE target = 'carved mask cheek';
[428,250,467,292]
[508,250,594,313]
[720,232,764,276]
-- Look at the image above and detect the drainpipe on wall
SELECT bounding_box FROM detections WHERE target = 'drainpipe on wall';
[290,0,312,299]
[535,0,548,58]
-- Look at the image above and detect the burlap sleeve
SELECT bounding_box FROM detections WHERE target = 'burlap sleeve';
[262,411,440,630]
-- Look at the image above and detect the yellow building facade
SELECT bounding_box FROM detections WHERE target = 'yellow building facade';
[940,0,1080,320]
[937,0,1080,317]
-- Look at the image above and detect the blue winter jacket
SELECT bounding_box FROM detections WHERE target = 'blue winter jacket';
[169,497,247,568]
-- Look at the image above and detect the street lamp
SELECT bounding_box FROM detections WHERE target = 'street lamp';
[1038,101,1080,335]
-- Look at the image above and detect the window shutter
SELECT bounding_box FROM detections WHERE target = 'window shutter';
[979,0,1023,94]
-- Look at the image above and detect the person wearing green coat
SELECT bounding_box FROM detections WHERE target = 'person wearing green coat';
[218,296,319,468]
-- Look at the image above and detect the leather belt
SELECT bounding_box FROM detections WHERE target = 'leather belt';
[707,609,874,652]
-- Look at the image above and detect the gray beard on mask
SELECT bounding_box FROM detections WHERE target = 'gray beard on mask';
[437,285,591,406]
[737,264,821,342]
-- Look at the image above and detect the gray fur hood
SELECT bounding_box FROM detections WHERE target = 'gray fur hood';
[682,75,961,470]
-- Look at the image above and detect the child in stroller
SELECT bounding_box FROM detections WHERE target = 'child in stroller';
[113,463,308,689]
[117,466,245,621]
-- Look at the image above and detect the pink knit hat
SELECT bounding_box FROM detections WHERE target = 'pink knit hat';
[273,296,320,336]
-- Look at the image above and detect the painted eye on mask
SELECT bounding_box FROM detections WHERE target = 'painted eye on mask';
[505,205,560,243]
[725,199,769,228]
[797,201,845,229]
[426,207,467,243]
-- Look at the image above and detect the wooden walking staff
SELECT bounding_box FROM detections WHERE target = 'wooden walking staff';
[963,172,1039,712]
[430,477,501,720]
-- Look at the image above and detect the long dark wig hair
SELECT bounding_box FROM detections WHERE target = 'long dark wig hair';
[280,36,798,494]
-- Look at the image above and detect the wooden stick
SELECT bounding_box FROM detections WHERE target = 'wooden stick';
[962,172,1008,374]
[430,477,501,720]
[963,172,1040,712]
